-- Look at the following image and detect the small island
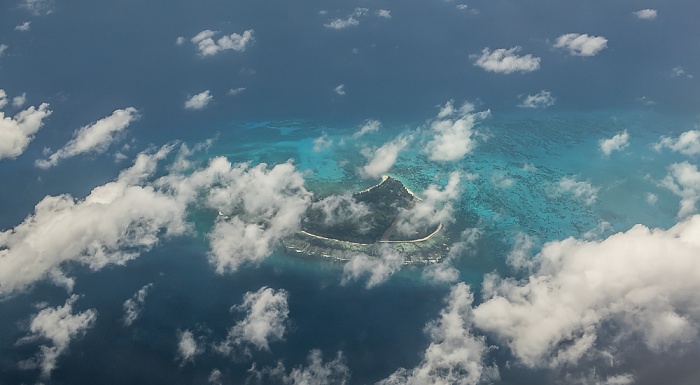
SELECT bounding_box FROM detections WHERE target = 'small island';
[283,176,448,264]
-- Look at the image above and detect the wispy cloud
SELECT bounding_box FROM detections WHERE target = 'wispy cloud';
[518,90,555,108]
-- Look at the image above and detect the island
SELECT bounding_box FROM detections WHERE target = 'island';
[283,176,449,264]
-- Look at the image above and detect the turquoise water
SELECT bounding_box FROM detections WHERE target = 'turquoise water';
[1,109,696,384]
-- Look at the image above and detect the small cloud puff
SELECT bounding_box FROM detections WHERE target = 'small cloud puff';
[15,21,31,31]
[36,107,139,169]
[353,119,381,138]
[473,47,541,74]
[425,100,490,162]
[654,130,700,156]
[360,135,412,178]
[175,36,185,45]
[0,101,52,160]
[17,295,97,379]
[553,176,599,205]
[324,8,369,29]
[215,287,289,355]
[376,9,391,18]
[672,66,693,79]
[122,283,153,326]
[177,330,203,364]
[185,90,213,110]
[553,33,608,57]
[250,349,350,385]
[334,84,346,96]
[12,93,27,108]
[599,130,629,157]
[228,87,246,96]
[191,29,255,56]
[518,90,555,108]
[660,162,700,218]
[0,44,8,57]
[342,248,404,289]
[312,133,333,152]
[634,9,657,20]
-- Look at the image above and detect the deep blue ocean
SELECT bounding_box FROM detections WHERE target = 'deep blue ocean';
[1,0,700,384]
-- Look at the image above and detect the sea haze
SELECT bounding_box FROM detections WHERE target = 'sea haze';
[1,0,700,384]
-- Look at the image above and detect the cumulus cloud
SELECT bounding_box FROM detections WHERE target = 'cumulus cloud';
[660,161,700,218]
[191,29,255,56]
[395,172,462,237]
[654,130,700,156]
[672,66,693,79]
[0,102,52,160]
[519,90,555,108]
[312,134,333,152]
[249,349,350,385]
[0,89,7,108]
[634,9,657,20]
[553,33,608,57]
[20,0,55,15]
[334,84,346,96]
[36,107,140,168]
[17,295,97,378]
[216,287,289,356]
[353,119,381,138]
[0,145,189,296]
[425,100,489,162]
[185,90,213,110]
[377,9,391,18]
[122,283,153,326]
[177,329,203,364]
[15,21,31,31]
[473,47,541,74]
[324,7,368,29]
[599,130,629,157]
[359,135,411,178]
[342,247,404,289]
[552,176,599,205]
[12,93,27,108]
[200,161,311,273]
[379,283,498,385]
[472,214,700,368]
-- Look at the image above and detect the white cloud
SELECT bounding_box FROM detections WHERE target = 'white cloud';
[472,214,700,368]
[15,21,31,31]
[228,87,246,96]
[634,9,657,20]
[12,93,27,108]
[0,44,7,57]
[519,90,555,108]
[456,4,469,10]
[377,9,391,18]
[654,130,700,156]
[0,102,52,160]
[191,29,255,56]
[216,287,289,355]
[122,283,153,326]
[425,100,489,162]
[342,247,404,289]
[17,295,97,378]
[379,283,498,385]
[353,119,381,138]
[310,194,371,229]
[646,192,658,205]
[553,176,599,205]
[553,33,608,57]
[185,90,213,110]
[359,135,411,178]
[660,162,700,218]
[200,161,311,273]
[325,17,359,29]
[176,36,185,45]
[312,134,333,152]
[334,84,346,96]
[672,66,693,79]
[249,349,350,385]
[177,329,203,364]
[2,145,313,296]
[395,172,462,237]
[599,130,629,157]
[19,0,55,15]
[0,89,7,108]
[36,107,140,168]
[473,47,541,74]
